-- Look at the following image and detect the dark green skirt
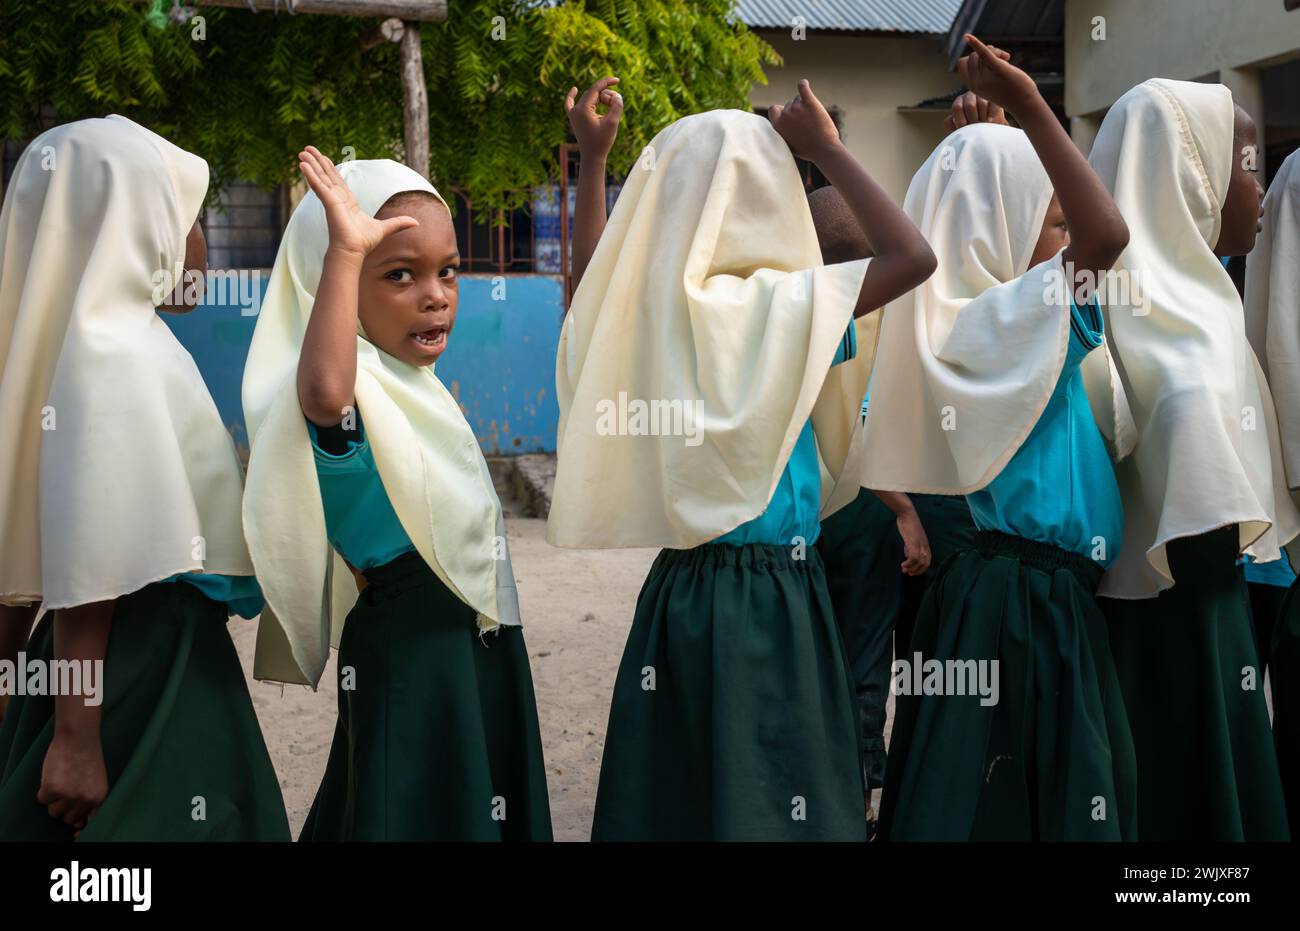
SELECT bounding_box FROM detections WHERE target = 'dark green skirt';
[816,488,902,791]
[898,494,978,662]
[1100,527,1289,841]
[591,543,867,841]
[0,583,289,841]
[880,531,1137,841]
[1246,577,1285,674]
[300,552,552,841]
[1264,574,1300,833]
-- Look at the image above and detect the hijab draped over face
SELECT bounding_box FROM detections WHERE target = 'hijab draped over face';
[861,123,1067,495]
[0,116,254,609]
[1087,78,1299,598]
[548,109,874,549]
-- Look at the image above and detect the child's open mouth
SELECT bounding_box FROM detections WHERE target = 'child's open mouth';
[409,326,448,355]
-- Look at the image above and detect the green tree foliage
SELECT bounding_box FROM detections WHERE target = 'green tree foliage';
[0,0,777,215]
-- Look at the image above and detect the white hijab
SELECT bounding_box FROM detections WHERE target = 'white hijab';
[861,123,1068,493]
[547,109,873,549]
[1246,148,1300,490]
[1089,78,1300,598]
[0,115,254,609]
[242,159,520,688]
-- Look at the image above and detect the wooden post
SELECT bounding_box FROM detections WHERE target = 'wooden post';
[128,2,443,177]
[398,21,429,178]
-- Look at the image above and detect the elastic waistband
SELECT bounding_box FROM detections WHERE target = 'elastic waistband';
[974,531,1104,591]
[361,550,436,599]
[656,541,824,573]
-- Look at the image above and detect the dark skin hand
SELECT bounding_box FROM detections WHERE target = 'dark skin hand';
[1213,105,1265,258]
[769,80,937,316]
[38,600,114,834]
[958,34,1128,301]
[871,490,931,575]
[565,76,624,295]
[944,91,1008,133]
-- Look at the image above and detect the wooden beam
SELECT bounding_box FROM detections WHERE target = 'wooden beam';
[399,21,430,178]
[142,1,447,22]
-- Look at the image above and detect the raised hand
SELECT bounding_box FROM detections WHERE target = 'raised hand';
[298,146,418,258]
[956,34,1038,118]
[767,79,842,163]
[565,77,624,161]
[944,91,1009,133]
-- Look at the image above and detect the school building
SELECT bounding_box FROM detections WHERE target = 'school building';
[1063,0,1300,186]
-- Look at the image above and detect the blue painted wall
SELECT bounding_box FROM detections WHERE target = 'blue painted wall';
[163,272,563,460]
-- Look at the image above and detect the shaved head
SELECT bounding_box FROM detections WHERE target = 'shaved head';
[807,185,872,265]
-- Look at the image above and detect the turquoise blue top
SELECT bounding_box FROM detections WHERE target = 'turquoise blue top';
[164,573,264,620]
[307,415,417,570]
[1242,553,1297,588]
[965,298,1124,567]
[714,323,858,547]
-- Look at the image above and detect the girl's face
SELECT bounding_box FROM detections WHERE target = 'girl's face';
[1214,106,1265,258]
[155,219,207,314]
[358,196,459,367]
[1028,193,1069,268]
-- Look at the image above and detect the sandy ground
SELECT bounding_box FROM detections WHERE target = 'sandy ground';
[229,516,658,841]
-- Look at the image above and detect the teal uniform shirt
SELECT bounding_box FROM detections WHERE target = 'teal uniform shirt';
[714,323,858,547]
[1242,554,1297,588]
[306,415,417,571]
[165,573,264,620]
[965,298,1123,567]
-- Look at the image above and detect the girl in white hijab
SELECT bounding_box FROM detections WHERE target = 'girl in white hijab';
[1092,79,1292,841]
[1244,146,1300,832]
[553,78,936,841]
[865,38,1136,841]
[0,116,287,841]
[241,149,550,841]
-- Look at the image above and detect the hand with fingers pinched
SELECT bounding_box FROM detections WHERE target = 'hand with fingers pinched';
[298,145,419,259]
[944,91,1010,133]
[565,77,624,161]
[767,79,843,163]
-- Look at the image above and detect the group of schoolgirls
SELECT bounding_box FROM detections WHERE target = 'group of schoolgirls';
[0,33,1296,843]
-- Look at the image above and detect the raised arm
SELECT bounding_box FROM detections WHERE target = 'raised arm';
[295,146,418,426]
[564,77,623,296]
[959,35,1128,301]
[769,80,936,317]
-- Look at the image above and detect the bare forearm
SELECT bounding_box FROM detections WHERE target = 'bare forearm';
[0,604,37,664]
[297,248,364,426]
[1013,96,1128,291]
[570,154,608,294]
[51,601,113,739]
[870,489,916,519]
[811,144,936,316]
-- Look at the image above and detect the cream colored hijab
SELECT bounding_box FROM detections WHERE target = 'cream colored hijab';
[0,115,254,609]
[861,123,1066,493]
[242,159,520,688]
[547,109,873,549]
[1246,148,1300,489]
[1089,78,1300,598]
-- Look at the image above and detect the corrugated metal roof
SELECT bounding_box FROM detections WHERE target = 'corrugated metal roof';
[736,0,965,35]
